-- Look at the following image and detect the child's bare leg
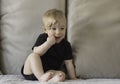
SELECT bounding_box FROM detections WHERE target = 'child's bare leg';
[48,71,65,82]
[23,53,44,81]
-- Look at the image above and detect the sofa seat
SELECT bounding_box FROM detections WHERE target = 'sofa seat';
[1,75,120,84]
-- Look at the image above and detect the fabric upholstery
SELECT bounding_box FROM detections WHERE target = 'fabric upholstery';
[1,0,65,74]
[0,71,2,75]
[0,11,2,73]
[68,0,120,78]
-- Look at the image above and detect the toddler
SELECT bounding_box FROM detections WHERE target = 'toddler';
[21,9,77,82]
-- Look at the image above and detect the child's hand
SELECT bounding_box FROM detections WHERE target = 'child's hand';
[47,36,56,46]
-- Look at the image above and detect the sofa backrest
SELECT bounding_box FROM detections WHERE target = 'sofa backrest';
[68,0,120,78]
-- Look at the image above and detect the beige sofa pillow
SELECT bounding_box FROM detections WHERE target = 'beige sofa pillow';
[68,0,120,78]
[1,0,65,74]
[0,29,1,74]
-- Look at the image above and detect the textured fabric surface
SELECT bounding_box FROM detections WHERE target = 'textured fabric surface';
[0,23,1,75]
[1,0,65,74]
[0,71,2,75]
[1,75,120,83]
[68,0,120,78]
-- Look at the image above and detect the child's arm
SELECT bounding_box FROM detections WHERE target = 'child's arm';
[64,60,77,79]
[33,36,55,56]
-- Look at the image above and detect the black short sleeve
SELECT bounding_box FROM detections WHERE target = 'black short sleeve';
[64,41,73,60]
[32,33,48,50]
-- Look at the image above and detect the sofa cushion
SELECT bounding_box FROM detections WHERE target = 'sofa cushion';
[1,0,65,74]
[0,70,2,75]
[68,0,120,78]
[0,17,2,74]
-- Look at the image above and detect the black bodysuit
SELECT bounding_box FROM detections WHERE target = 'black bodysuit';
[21,33,73,80]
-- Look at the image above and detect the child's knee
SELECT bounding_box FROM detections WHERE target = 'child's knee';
[28,53,39,60]
[31,52,39,56]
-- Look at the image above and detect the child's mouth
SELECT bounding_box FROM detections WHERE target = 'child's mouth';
[55,37,61,40]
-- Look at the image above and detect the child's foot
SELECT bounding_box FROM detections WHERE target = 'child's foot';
[40,72,53,82]
[48,73,65,82]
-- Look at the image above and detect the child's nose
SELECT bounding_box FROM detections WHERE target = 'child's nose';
[56,30,61,35]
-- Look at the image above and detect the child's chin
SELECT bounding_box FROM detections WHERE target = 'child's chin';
[56,40,61,43]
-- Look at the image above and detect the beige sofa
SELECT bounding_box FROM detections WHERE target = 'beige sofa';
[1,0,120,83]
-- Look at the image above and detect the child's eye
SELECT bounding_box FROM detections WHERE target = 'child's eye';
[52,28,56,30]
[60,28,65,30]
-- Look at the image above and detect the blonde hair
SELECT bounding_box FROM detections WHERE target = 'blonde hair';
[42,9,66,30]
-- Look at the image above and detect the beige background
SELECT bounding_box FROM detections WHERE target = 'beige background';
[68,0,120,78]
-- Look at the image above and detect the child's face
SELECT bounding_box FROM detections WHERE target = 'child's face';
[45,22,66,43]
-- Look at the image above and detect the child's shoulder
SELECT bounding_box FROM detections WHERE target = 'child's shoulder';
[38,33,48,39]
[36,33,48,42]
[39,33,48,37]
